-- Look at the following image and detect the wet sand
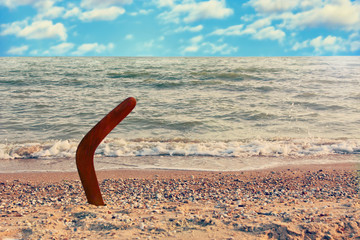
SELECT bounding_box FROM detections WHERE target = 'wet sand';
[1,163,359,239]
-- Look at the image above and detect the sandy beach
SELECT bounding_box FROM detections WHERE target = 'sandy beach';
[1,163,359,239]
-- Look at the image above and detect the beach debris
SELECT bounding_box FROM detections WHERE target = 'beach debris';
[76,97,136,206]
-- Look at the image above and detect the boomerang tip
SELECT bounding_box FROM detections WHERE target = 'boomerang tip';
[127,97,136,105]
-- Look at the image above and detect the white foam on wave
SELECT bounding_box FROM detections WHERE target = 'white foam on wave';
[0,140,78,159]
[1,138,359,160]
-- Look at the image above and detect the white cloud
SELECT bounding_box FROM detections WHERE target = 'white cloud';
[154,0,175,8]
[125,34,133,40]
[350,41,360,52]
[190,35,203,44]
[143,40,155,49]
[33,0,64,20]
[183,45,199,53]
[19,20,67,40]
[80,0,132,9]
[292,33,360,53]
[270,0,360,31]
[7,45,29,55]
[245,0,360,42]
[247,18,271,30]
[30,49,39,55]
[310,35,345,53]
[1,19,27,36]
[49,42,75,55]
[159,0,233,23]
[63,7,82,18]
[130,9,153,16]
[210,24,285,42]
[253,26,285,42]
[211,25,244,36]
[248,0,300,13]
[174,25,203,33]
[292,35,347,54]
[36,6,65,20]
[182,33,237,55]
[201,42,238,55]
[183,42,237,55]
[299,0,323,9]
[0,0,38,8]
[80,6,125,21]
[292,40,309,51]
[72,42,114,55]
[1,20,67,41]
[0,0,64,19]
[183,35,204,54]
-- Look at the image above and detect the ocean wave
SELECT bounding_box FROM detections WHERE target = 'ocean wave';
[107,71,154,79]
[190,71,257,81]
[1,138,359,160]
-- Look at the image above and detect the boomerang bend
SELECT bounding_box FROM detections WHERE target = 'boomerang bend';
[76,97,136,206]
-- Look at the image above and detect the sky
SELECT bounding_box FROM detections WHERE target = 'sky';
[0,0,359,57]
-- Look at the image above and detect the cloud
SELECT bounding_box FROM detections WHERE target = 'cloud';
[292,35,347,54]
[33,0,65,20]
[129,9,153,16]
[143,40,155,49]
[310,35,346,53]
[80,0,132,9]
[292,40,309,51]
[253,26,285,42]
[248,0,360,31]
[211,24,244,36]
[1,20,27,36]
[0,0,39,9]
[247,0,300,13]
[247,18,271,30]
[63,7,82,18]
[19,20,67,40]
[125,34,133,40]
[182,35,204,54]
[210,24,285,42]
[182,34,237,55]
[350,41,360,52]
[72,42,114,55]
[159,0,233,23]
[7,45,29,55]
[0,0,64,19]
[175,25,203,33]
[201,42,238,55]
[80,6,125,21]
[154,0,175,8]
[1,20,67,41]
[183,42,238,55]
[49,42,75,55]
[36,6,64,20]
[190,35,203,44]
[283,1,360,31]
[183,45,199,53]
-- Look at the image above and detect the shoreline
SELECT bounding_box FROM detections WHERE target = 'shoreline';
[0,162,358,183]
[1,162,359,239]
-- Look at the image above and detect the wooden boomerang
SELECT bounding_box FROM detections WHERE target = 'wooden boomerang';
[76,97,136,206]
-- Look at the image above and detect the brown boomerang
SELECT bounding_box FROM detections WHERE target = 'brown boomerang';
[76,97,136,206]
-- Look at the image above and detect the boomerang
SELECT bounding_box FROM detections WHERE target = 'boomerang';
[76,97,136,206]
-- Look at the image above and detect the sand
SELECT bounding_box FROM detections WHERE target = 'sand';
[0,163,359,239]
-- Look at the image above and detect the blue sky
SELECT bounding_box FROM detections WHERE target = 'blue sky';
[1,0,359,56]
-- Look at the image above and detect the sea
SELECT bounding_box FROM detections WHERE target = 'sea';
[1,57,359,173]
